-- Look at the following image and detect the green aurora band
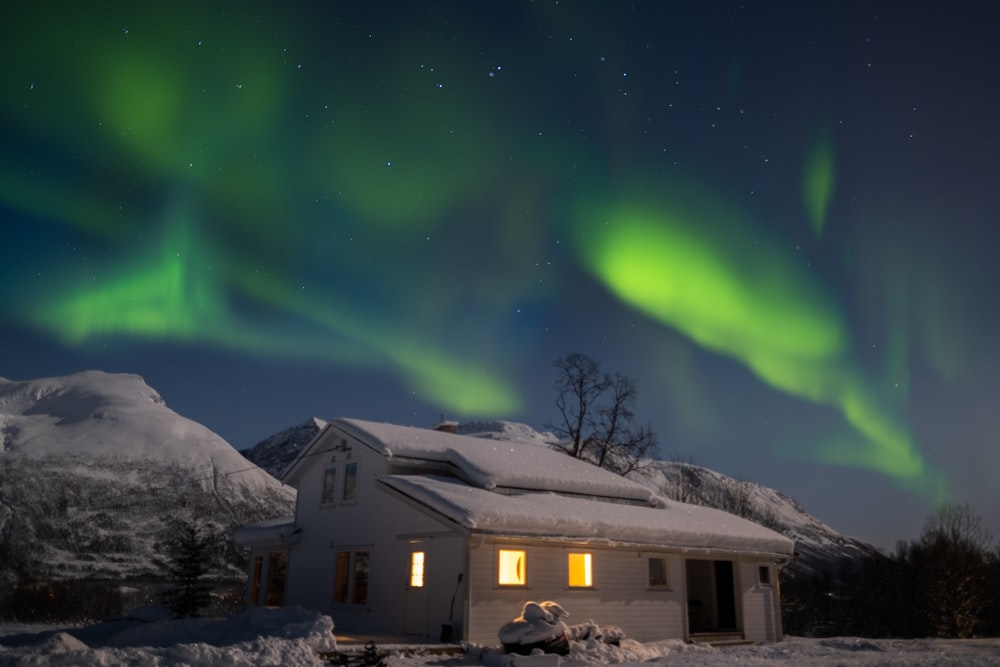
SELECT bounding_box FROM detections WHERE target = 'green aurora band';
[575,194,946,497]
[0,4,959,499]
[27,210,522,417]
[802,131,836,237]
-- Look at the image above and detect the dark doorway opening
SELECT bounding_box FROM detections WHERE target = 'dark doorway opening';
[685,559,739,634]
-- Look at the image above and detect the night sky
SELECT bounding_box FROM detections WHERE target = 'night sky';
[2,2,998,549]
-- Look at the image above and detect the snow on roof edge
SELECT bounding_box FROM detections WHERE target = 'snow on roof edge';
[334,418,656,504]
[379,474,795,557]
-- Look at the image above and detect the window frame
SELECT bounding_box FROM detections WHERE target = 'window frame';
[264,551,288,607]
[566,551,594,589]
[321,465,338,506]
[342,460,360,504]
[757,563,773,588]
[333,549,372,605]
[333,551,351,603]
[409,550,425,588]
[497,548,528,587]
[646,555,670,589]
[250,555,264,605]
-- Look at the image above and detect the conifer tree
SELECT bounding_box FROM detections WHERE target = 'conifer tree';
[162,518,213,618]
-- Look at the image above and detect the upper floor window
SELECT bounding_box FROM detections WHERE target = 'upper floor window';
[321,466,337,505]
[758,564,772,587]
[498,549,526,586]
[567,552,593,587]
[342,461,359,502]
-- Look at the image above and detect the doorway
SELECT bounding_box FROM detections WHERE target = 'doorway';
[685,559,738,634]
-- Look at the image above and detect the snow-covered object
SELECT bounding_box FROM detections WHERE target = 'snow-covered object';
[332,418,654,503]
[0,606,336,666]
[379,474,794,555]
[4,616,1000,665]
[499,601,571,653]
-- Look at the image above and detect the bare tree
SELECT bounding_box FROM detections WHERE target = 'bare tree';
[548,352,611,458]
[916,502,994,638]
[546,352,658,474]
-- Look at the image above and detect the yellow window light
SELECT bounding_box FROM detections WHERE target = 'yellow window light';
[568,552,592,587]
[410,551,425,587]
[498,549,526,585]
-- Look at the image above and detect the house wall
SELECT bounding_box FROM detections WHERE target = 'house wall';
[282,428,468,639]
[738,560,782,642]
[274,424,785,644]
[465,539,688,645]
[464,541,786,645]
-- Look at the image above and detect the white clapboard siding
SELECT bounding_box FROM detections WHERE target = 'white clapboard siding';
[284,434,466,637]
[466,540,689,644]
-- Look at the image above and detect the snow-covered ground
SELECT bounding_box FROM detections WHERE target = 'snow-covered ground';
[2,608,998,667]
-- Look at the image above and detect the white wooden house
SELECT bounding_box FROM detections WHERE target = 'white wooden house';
[235,419,795,645]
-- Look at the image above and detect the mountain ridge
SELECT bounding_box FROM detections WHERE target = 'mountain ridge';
[0,371,295,600]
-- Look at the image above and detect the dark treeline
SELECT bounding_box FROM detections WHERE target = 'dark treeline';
[783,503,1000,638]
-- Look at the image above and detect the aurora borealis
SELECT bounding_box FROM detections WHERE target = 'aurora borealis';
[1,2,998,547]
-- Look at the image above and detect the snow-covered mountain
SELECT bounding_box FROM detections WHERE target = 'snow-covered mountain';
[0,371,295,588]
[630,461,878,577]
[239,417,328,478]
[243,418,876,577]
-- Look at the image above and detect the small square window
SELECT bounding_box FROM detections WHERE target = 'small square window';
[648,557,668,588]
[758,565,772,586]
[342,462,359,502]
[498,549,526,586]
[321,466,337,505]
[567,552,593,587]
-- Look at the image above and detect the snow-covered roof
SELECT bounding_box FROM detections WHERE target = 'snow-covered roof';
[334,418,655,504]
[233,516,300,547]
[379,474,795,557]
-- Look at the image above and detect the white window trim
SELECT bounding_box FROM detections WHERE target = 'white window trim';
[320,465,338,507]
[496,548,529,588]
[646,554,671,591]
[756,563,774,589]
[341,460,361,505]
[565,550,595,589]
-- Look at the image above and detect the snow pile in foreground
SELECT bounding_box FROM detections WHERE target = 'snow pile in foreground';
[4,609,1000,667]
[0,606,335,667]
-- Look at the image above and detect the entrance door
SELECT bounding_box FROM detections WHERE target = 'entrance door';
[685,559,739,634]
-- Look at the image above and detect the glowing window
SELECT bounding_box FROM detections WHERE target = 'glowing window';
[567,552,593,587]
[498,549,526,586]
[410,551,425,587]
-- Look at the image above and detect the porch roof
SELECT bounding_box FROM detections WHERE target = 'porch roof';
[378,474,795,557]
